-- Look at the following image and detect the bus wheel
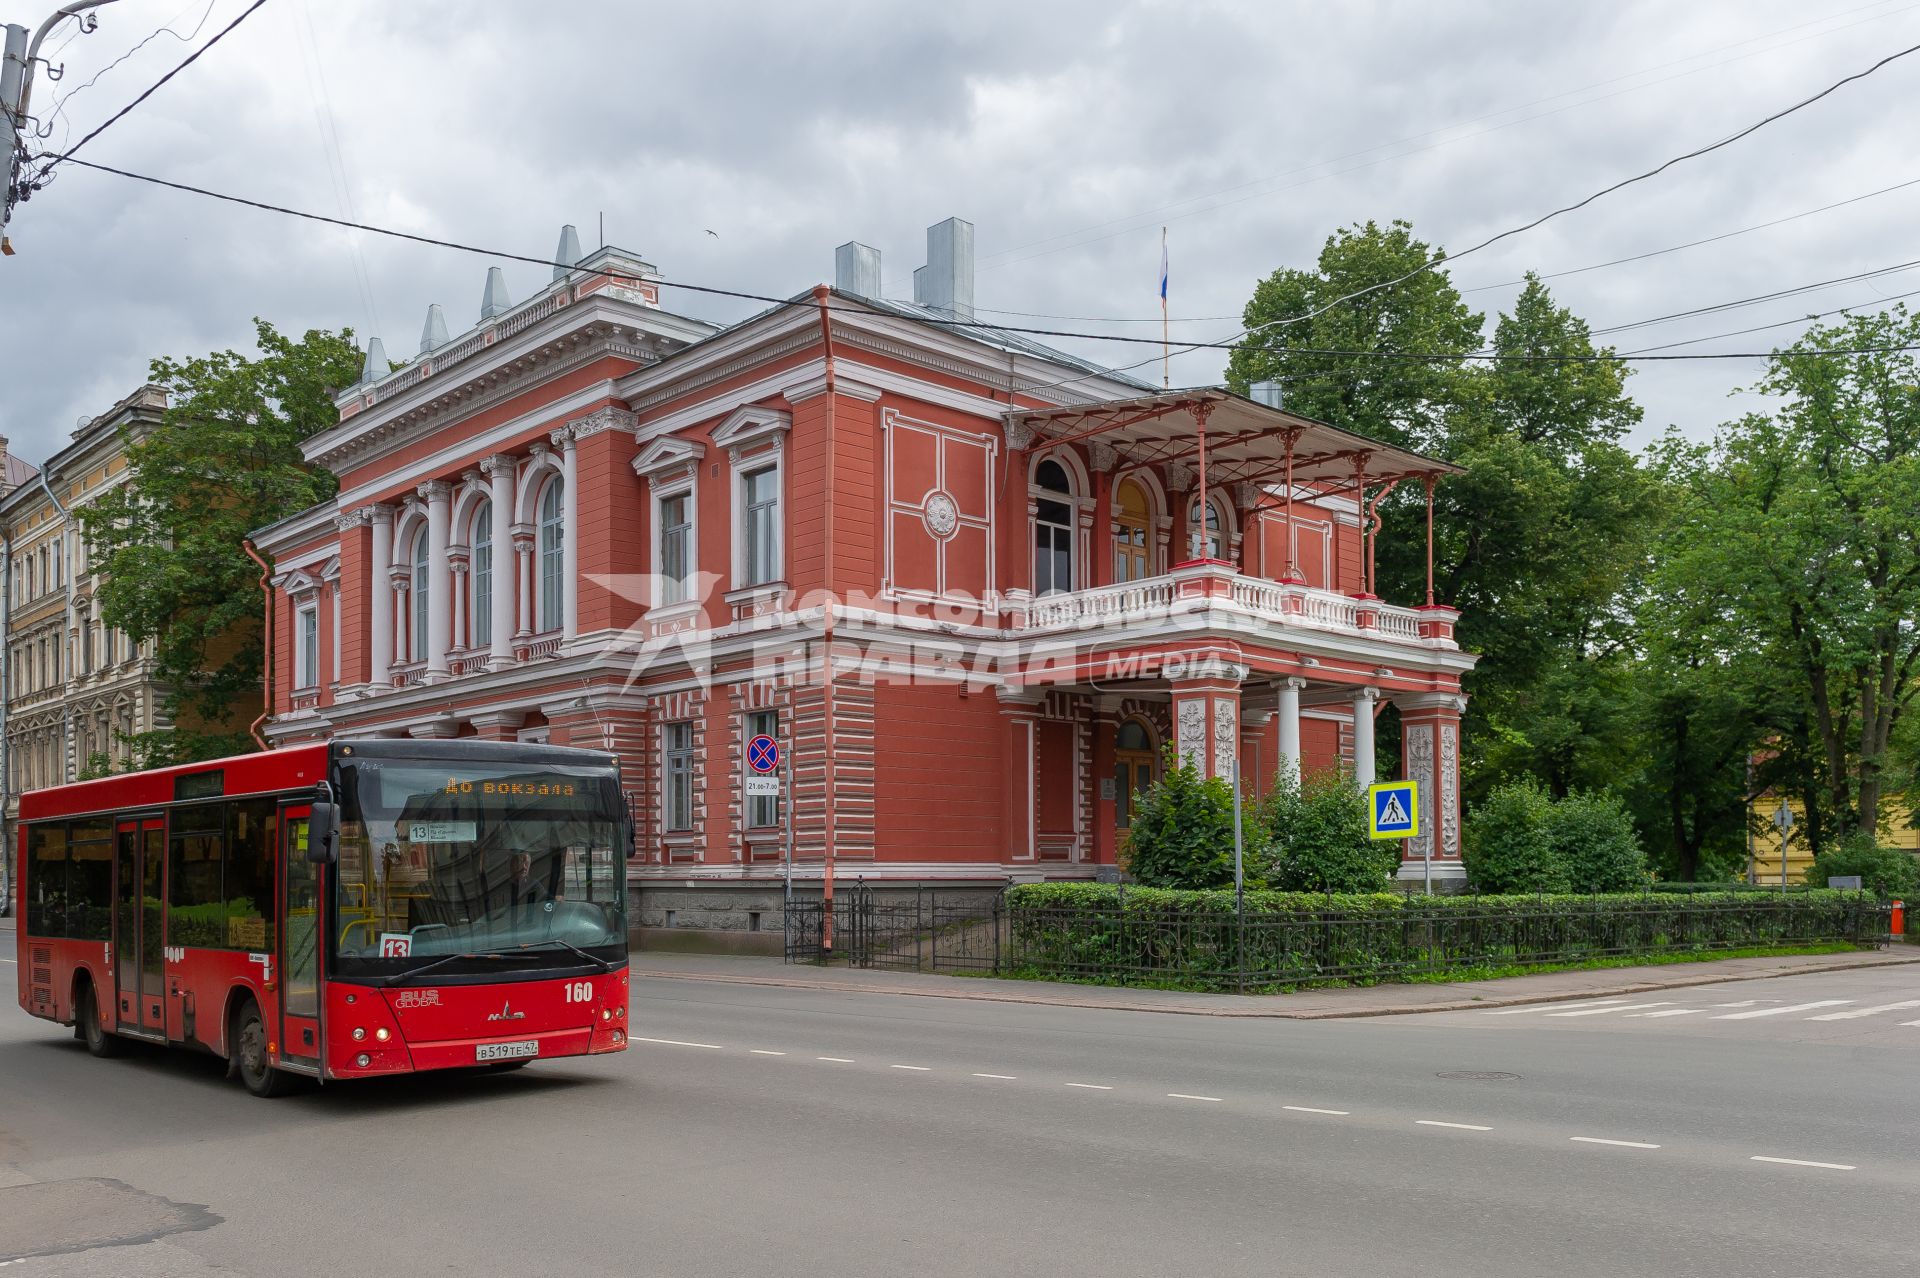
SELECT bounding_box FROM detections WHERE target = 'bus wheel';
[77,984,125,1059]
[233,1000,295,1098]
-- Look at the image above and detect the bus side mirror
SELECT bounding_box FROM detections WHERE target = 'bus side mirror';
[308,798,339,864]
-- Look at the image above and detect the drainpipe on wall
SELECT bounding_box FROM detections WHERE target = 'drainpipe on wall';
[812,284,838,953]
[242,538,272,751]
[0,522,11,901]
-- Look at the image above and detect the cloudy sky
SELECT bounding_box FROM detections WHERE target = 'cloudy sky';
[4,0,1917,466]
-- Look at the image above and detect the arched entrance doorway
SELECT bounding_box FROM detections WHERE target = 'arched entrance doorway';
[1114,717,1158,835]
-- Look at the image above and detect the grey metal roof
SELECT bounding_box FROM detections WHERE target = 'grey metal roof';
[848,292,1158,391]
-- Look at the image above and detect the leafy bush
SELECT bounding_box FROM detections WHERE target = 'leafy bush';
[1122,750,1256,889]
[1804,835,1920,898]
[1260,766,1401,892]
[1004,883,1882,989]
[1463,779,1566,893]
[1548,790,1648,893]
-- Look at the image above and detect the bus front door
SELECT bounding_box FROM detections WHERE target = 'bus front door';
[278,807,322,1070]
[112,818,166,1035]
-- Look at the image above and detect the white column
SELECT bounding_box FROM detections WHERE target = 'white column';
[556,430,580,640]
[449,558,467,654]
[1351,687,1379,788]
[368,506,393,686]
[389,567,411,672]
[1276,676,1304,787]
[512,527,534,640]
[484,455,516,665]
[422,481,453,678]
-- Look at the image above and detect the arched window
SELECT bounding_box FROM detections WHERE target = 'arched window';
[1114,718,1157,832]
[1033,459,1075,595]
[1114,477,1151,582]
[409,529,430,662]
[1188,492,1228,561]
[470,506,492,649]
[538,479,564,632]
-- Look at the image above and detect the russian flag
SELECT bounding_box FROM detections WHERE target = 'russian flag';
[1159,228,1169,306]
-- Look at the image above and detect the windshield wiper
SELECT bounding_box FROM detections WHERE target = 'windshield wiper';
[509,938,617,972]
[373,950,509,987]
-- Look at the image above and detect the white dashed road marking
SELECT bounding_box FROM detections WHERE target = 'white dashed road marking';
[1167,1093,1222,1102]
[1713,1000,1853,1020]
[971,1073,1017,1080]
[1284,1106,1350,1116]
[817,1056,855,1063]
[1482,998,1629,1016]
[1751,1156,1855,1171]
[1548,1002,1672,1017]
[1065,1083,1113,1091]
[750,1050,786,1056]
[1417,1120,1492,1131]
[1806,1000,1920,1021]
[633,1037,724,1050]
[890,1065,932,1072]
[1631,1008,1705,1018]
[1570,1137,1661,1149]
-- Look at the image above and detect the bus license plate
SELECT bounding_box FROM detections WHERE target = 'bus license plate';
[476,1040,540,1062]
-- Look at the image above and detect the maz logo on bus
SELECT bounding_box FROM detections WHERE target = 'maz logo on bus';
[561,982,595,1003]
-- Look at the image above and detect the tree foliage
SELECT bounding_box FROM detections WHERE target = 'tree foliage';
[1122,750,1264,889]
[1258,766,1400,892]
[79,319,359,763]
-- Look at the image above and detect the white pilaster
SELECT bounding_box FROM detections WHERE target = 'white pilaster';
[368,506,393,687]
[422,481,453,679]
[483,455,517,665]
[555,430,580,640]
[1351,686,1379,788]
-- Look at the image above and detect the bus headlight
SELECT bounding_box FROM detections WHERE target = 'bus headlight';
[375,1027,391,1043]
[601,1008,612,1021]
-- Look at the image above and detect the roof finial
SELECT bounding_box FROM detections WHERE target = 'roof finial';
[361,337,390,385]
[419,304,450,355]
[553,224,583,282]
[480,267,512,320]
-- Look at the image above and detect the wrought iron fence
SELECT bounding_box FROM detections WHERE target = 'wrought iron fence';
[785,884,1004,972]
[1002,896,1890,992]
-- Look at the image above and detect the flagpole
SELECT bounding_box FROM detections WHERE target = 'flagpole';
[1160,226,1170,389]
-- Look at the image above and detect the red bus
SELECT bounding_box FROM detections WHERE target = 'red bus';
[13,739,631,1096]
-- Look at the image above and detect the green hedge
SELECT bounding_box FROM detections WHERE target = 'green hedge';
[1004,883,1886,990]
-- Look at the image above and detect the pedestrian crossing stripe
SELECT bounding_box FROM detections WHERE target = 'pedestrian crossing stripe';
[1368,780,1419,840]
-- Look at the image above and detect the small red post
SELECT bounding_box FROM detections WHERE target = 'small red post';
[1892,899,1906,938]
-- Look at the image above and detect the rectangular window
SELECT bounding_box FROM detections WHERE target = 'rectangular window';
[660,495,692,605]
[296,606,319,689]
[174,770,224,802]
[664,720,694,832]
[26,823,68,937]
[746,709,780,829]
[67,822,112,941]
[224,799,278,951]
[742,466,779,586]
[167,815,226,949]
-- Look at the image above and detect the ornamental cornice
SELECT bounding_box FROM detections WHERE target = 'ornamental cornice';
[566,405,638,440]
[335,506,376,531]
[311,326,663,472]
[628,328,819,415]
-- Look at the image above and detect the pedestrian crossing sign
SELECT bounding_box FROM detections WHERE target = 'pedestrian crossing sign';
[1368,780,1419,840]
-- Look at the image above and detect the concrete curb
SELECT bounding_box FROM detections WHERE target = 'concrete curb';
[632,949,1920,1020]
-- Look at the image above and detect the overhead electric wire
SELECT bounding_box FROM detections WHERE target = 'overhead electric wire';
[28,153,1920,370]
[37,0,268,174]
[973,0,1920,274]
[36,0,222,141]
[1590,256,1920,335]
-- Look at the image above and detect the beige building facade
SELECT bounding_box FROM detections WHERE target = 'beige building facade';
[1,386,169,850]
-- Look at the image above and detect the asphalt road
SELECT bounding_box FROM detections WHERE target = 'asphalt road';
[4,914,1918,1278]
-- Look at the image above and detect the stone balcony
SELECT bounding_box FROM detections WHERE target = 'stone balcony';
[1016,563,1459,649]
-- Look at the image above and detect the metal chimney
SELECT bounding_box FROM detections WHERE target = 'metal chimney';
[835,241,881,296]
[912,217,974,319]
[1250,380,1284,410]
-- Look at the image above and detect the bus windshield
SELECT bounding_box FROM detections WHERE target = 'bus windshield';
[331,757,627,981]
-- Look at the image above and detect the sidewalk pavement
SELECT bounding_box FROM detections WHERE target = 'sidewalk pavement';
[630,945,1920,1019]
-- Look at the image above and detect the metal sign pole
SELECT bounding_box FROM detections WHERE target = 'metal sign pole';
[1232,762,1244,914]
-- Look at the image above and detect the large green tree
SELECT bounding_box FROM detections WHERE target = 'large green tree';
[80,318,360,764]
[1654,309,1920,851]
[1229,226,1654,804]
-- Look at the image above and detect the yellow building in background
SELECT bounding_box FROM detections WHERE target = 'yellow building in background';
[1746,792,1920,885]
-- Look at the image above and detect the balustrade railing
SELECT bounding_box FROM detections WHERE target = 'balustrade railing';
[1023,571,1438,645]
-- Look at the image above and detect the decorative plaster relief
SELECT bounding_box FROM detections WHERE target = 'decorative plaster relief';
[921,490,959,541]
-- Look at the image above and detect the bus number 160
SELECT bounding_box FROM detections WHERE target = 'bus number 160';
[562,982,595,1003]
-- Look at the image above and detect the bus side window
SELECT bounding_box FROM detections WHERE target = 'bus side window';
[224,799,278,952]
[67,821,112,941]
[167,804,226,950]
[26,823,68,937]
